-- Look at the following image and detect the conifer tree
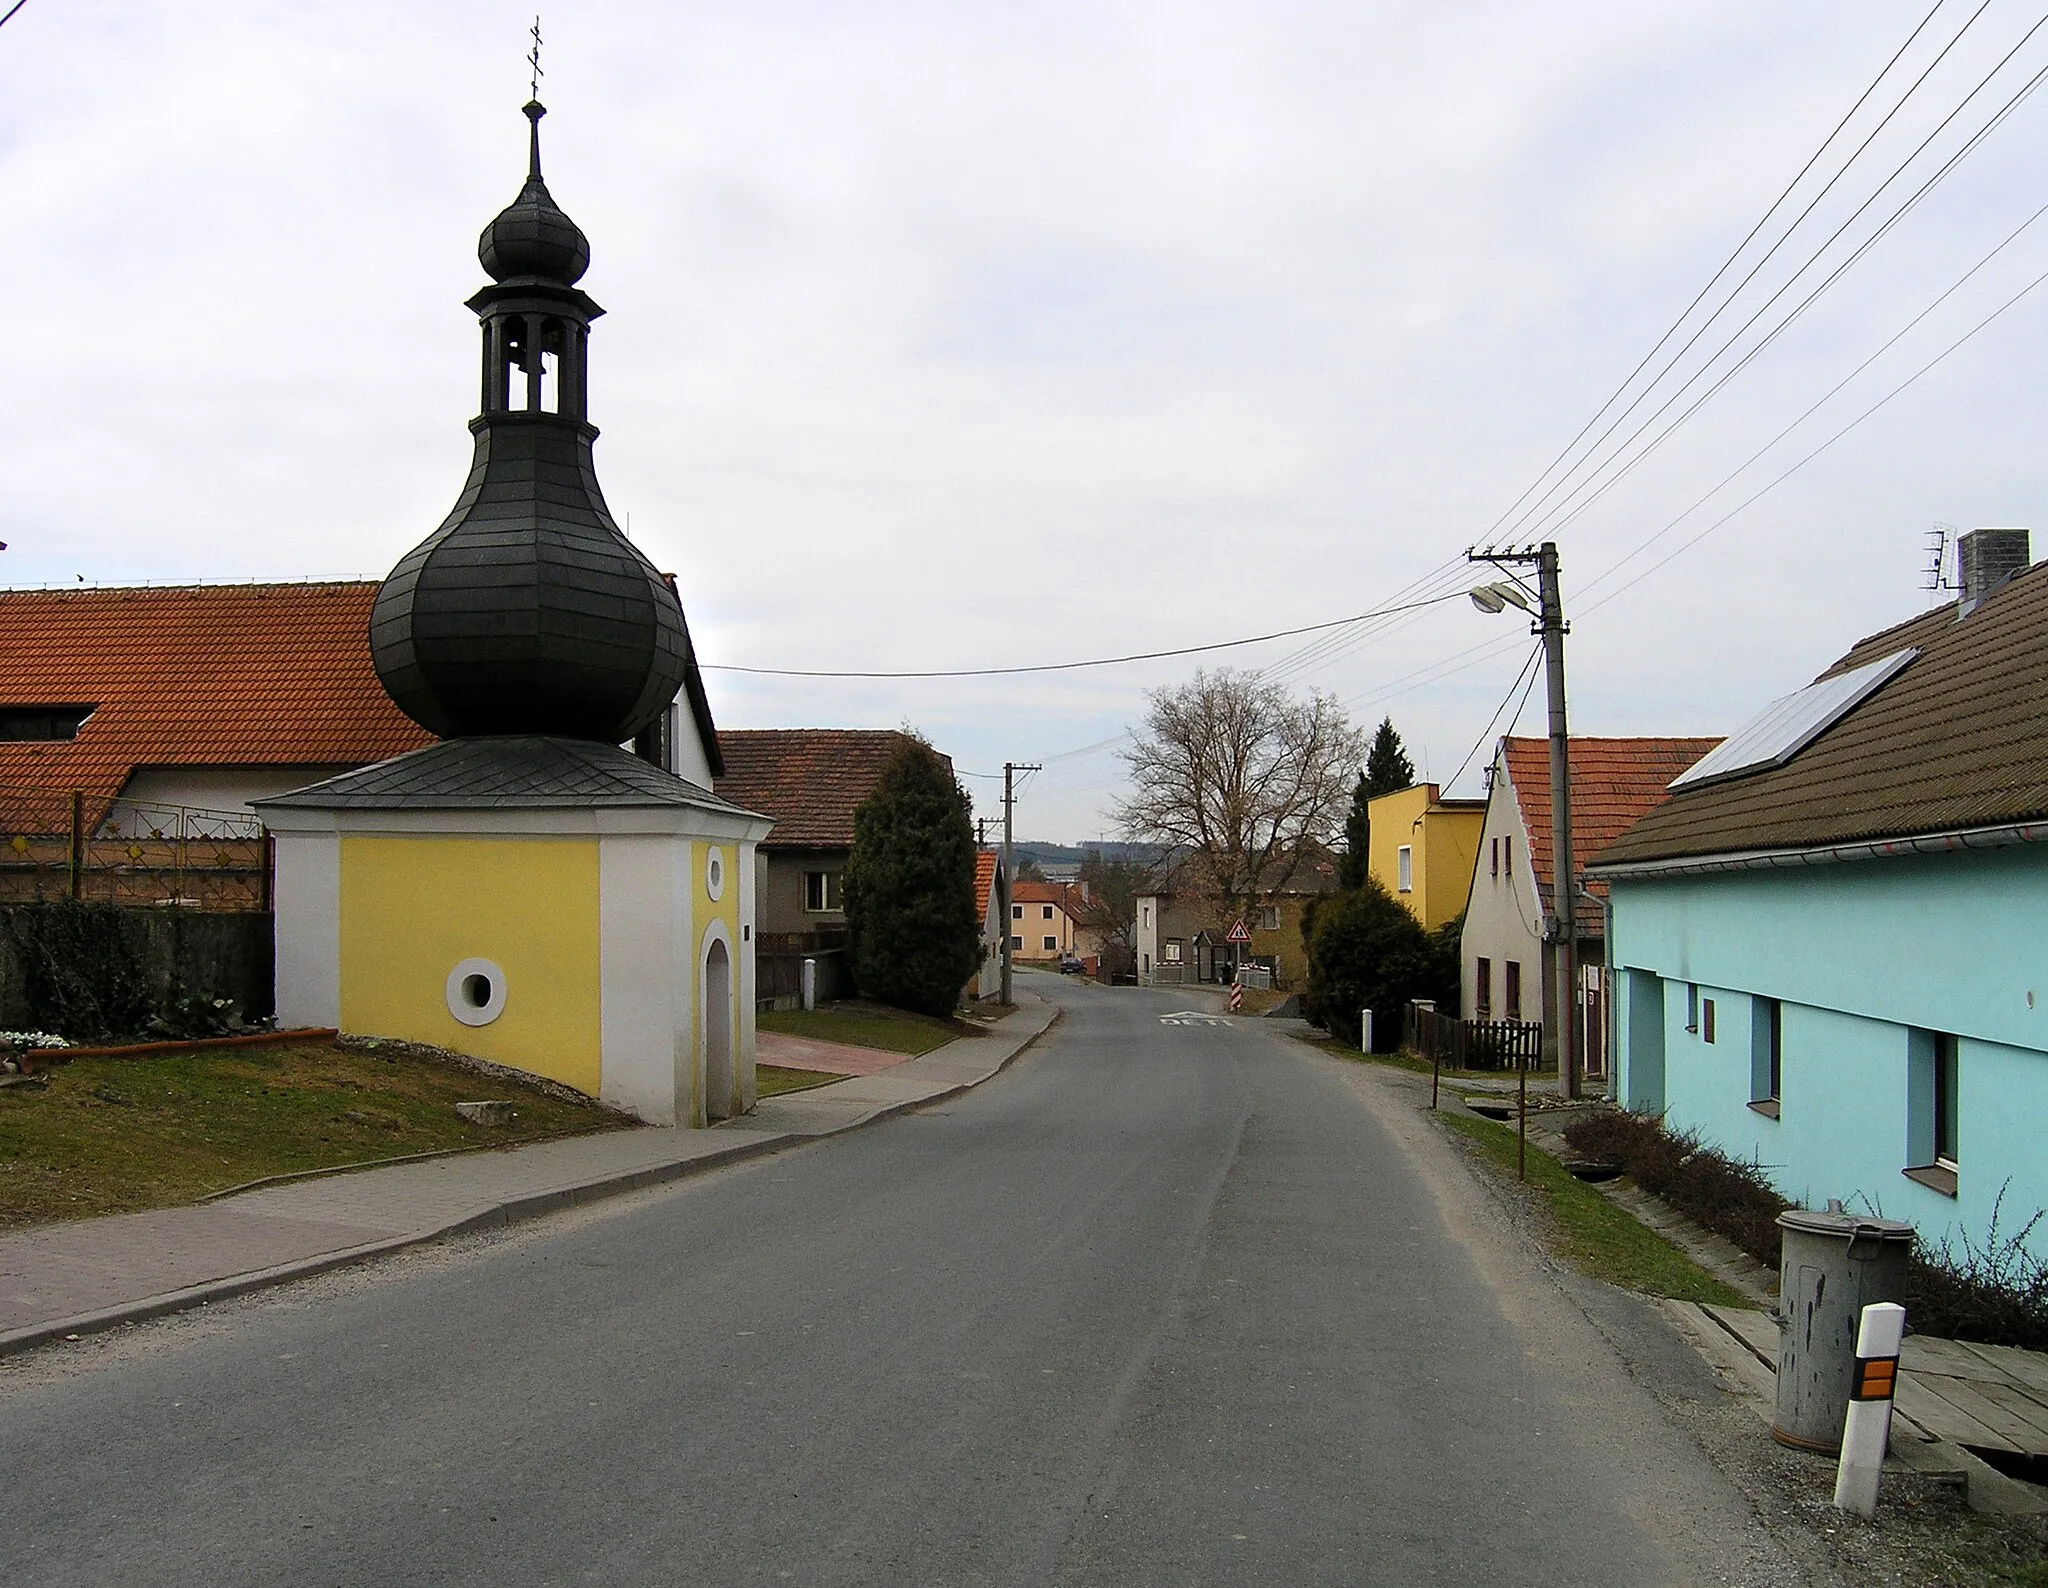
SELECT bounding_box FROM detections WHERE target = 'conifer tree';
[843,735,982,1017]
[1338,717,1416,889]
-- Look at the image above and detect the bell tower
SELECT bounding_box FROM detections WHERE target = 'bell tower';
[368,98,701,755]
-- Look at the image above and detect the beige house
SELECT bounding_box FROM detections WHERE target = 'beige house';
[1461,736,1718,1074]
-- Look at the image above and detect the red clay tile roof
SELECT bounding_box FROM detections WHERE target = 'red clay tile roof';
[974,850,999,918]
[1501,736,1721,932]
[0,583,432,809]
[713,729,935,850]
[1010,880,1081,908]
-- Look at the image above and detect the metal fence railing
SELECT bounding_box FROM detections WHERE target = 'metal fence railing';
[0,782,271,912]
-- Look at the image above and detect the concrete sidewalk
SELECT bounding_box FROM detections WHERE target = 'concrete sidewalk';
[0,995,1058,1360]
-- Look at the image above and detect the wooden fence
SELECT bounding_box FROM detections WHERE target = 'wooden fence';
[1405,1001,1543,1071]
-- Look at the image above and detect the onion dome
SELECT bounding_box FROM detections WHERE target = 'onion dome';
[369,99,691,745]
[477,101,591,285]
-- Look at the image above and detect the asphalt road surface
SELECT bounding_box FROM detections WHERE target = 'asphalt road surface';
[0,975,1807,1586]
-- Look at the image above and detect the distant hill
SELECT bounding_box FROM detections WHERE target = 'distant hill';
[1010,840,1174,873]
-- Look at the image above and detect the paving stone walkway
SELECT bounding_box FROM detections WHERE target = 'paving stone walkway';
[0,995,1057,1359]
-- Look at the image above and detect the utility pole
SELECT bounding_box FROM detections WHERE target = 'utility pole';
[1000,761,1040,1005]
[1468,541,1578,1099]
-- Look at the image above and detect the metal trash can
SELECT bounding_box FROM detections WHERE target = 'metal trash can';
[1773,1203,1914,1452]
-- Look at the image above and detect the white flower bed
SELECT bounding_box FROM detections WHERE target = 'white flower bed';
[0,1031,70,1051]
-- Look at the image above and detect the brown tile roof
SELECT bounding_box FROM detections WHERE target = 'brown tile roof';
[1011,880,1083,909]
[0,583,432,809]
[975,850,999,919]
[1501,736,1721,931]
[1595,565,2048,867]
[712,729,933,850]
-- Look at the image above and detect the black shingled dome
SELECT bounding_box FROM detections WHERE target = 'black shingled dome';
[371,100,690,745]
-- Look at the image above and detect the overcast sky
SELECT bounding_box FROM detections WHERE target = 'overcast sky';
[4,1,2045,841]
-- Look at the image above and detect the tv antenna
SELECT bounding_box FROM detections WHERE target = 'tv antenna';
[1923,523,1959,602]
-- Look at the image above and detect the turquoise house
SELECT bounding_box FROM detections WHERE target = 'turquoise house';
[1590,529,2048,1257]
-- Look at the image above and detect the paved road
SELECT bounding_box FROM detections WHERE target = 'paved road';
[1,976,1802,1586]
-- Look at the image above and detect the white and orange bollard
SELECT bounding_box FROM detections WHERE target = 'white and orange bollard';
[1833,1300,1907,1519]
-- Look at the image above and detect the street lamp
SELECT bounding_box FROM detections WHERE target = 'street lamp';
[1467,542,1579,1100]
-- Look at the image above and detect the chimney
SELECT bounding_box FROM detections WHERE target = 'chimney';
[1958,527,2030,616]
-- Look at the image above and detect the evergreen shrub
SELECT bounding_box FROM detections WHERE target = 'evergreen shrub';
[843,736,982,1019]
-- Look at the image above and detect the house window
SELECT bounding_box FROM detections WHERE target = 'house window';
[1012,904,1023,920]
[1257,906,1279,931]
[1397,845,1413,892]
[1041,904,1055,920]
[1934,1034,1959,1167]
[1749,997,1781,1118]
[1164,939,1183,963]
[1504,960,1522,1021]
[803,871,842,912]
[1504,835,1514,874]
[1906,1030,1961,1196]
[1010,935,1023,950]
[0,705,95,742]
[1490,837,1499,879]
[1702,998,1716,1044]
[1475,957,1492,1019]
[1685,983,1699,1034]
[1141,903,1151,928]
[1042,935,1058,952]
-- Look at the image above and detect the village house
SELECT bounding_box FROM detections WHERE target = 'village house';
[1591,528,2048,1254]
[1461,734,1719,1078]
[1134,845,1341,989]
[1009,879,1086,965]
[1365,782,1485,932]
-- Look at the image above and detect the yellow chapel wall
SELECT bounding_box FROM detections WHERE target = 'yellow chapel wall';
[693,841,743,1117]
[337,834,603,1097]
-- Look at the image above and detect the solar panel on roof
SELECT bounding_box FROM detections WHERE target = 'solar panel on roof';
[1668,648,1918,792]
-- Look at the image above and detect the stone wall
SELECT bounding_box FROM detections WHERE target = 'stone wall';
[0,904,274,1037]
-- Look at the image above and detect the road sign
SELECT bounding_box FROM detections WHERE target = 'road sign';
[1225,920,1251,944]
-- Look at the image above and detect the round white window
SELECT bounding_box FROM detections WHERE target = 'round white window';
[445,957,508,1027]
[706,849,726,901]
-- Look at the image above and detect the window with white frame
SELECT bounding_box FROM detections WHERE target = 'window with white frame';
[1257,906,1279,931]
[1012,903,1023,920]
[1042,936,1058,952]
[804,871,842,912]
[1164,939,1183,962]
[1397,845,1413,892]
[1041,904,1055,920]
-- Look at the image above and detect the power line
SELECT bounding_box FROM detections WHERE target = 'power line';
[1581,255,2048,616]
[1578,194,2048,603]
[699,588,1469,678]
[1439,642,1543,795]
[1477,0,1969,544]
[1517,18,2048,546]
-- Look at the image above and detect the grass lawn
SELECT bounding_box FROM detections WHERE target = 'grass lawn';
[1435,1109,1746,1308]
[0,1043,622,1229]
[1293,1029,1557,1084]
[755,1065,844,1098]
[756,1003,956,1057]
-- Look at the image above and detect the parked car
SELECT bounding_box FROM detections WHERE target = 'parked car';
[1057,955,1085,975]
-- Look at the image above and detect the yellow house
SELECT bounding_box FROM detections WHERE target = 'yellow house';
[1367,783,1485,931]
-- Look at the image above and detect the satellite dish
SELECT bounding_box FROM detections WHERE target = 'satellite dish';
[1469,586,1507,614]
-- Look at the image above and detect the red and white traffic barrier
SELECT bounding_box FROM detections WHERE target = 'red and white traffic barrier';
[1834,1300,1906,1519]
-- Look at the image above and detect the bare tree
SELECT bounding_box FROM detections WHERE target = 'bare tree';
[1114,669,1365,930]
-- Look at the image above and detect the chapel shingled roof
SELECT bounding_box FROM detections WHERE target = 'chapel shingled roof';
[1593,563,2048,867]
[712,729,932,850]
[1500,736,1721,931]
[0,582,432,808]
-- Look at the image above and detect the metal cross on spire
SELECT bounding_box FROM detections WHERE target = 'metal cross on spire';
[527,15,544,100]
